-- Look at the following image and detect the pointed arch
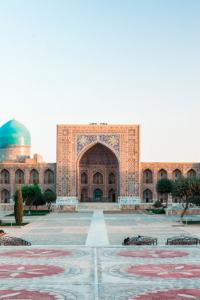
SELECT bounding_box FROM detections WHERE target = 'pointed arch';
[158,169,168,180]
[30,169,39,184]
[44,169,54,184]
[108,188,116,202]
[78,142,119,202]
[143,189,153,203]
[81,172,88,184]
[77,141,119,166]
[172,169,182,179]
[81,188,88,202]
[15,169,24,184]
[187,169,197,178]
[1,189,10,203]
[108,172,115,184]
[1,169,10,184]
[93,172,103,184]
[143,169,153,184]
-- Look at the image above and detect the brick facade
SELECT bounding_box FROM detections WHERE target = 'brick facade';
[0,159,56,202]
[141,162,200,203]
[1,122,199,204]
[56,124,140,201]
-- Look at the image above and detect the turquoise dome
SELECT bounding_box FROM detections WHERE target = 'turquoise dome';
[0,119,31,148]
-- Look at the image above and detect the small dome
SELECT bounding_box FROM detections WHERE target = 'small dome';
[0,119,31,148]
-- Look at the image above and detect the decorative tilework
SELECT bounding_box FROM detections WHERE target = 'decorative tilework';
[77,135,120,156]
[57,124,140,198]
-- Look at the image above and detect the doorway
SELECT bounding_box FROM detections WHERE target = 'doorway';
[94,188,103,201]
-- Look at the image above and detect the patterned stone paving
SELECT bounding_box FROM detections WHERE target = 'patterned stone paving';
[0,211,200,299]
[0,246,93,299]
[130,289,200,300]
[2,213,91,245]
[0,246,199,299]
[105,214,191,245]
[98,246,200,299]
[112,249,189,258]
[0,290,56,299]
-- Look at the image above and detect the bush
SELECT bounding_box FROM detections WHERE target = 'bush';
[146,208,165,214]
[153,200,163,208]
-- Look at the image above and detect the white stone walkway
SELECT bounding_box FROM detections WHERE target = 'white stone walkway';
[86,210,109,246]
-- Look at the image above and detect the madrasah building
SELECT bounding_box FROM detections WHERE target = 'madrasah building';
[0,119,199,204]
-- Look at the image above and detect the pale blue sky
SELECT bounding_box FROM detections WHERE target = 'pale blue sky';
[0,0,199,162]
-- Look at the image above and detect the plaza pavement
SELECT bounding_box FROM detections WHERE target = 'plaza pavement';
[1,210,200,299]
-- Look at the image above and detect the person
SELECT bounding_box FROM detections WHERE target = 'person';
[136,235,143,241]
[123,237,130,245]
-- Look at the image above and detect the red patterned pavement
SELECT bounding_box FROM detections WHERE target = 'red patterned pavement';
[0,264,64,279]
[117,249,188,259]
[125,264,200,279]
[0,249,72,258]
[132,289,200,299]
[0,290,56,299]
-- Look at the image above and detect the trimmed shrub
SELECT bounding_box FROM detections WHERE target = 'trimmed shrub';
[14,189,24,225]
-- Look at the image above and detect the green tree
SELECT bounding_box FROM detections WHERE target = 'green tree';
[172,177,200,221]
[156,178,173,207]
[43,190,56,209]
[32,185,45,208]
[21,185,43,210]
[14,188,24,225]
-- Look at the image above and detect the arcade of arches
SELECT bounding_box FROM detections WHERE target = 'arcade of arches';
[79,143,119,202]
[0,168,55,203]
[142,166,198,203]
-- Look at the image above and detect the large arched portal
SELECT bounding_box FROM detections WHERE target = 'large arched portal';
[78,143,119,202]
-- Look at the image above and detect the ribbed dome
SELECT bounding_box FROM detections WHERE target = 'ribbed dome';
[0,119,31,148]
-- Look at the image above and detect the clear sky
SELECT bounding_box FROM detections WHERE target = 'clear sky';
[0,0,199,162]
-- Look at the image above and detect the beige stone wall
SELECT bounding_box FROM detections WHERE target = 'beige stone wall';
[140,162,200,202]
[56,124,140,200]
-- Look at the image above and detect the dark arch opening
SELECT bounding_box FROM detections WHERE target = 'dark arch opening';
[1,169,10,184]
[15,169,25,184]
[143,189,153,203]
[1,189,10,203]
[30,169,39,184]
[108,188,116,202]
[81,172,88,184]
[172,169,182,179]
[187,169,197,178]
[143,169,153,184]
[79,143,119,202]
[44,169,55,184]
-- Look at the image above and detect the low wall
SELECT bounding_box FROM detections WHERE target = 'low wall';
[24,205,50,211]
[52,205,77,212]
[0,204,51,212]
[0,202,154,213]
[166,208,200,216]
[0,204,14,211]
[121,203,153,210]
